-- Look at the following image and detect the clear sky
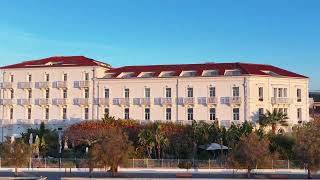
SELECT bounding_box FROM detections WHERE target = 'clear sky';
[0,0,319,90]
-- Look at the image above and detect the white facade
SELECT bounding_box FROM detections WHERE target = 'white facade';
[0,57,309,140]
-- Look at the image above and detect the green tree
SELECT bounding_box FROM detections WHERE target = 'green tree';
[152,123,169,159]
[229,133,271,178]
[1,140,31,176]
[258,109,289,134]
[89,127,133,176]
[293,119,320,179]
[138,128,155,158]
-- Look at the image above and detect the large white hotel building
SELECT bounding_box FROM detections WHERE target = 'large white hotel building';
[0,56,309,138]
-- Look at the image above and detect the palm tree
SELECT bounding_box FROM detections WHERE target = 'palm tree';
[138,128,154,158]
[258,109,289,134]
[152,123,169,159]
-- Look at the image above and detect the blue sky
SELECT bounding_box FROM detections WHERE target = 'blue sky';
[0,0,319,90]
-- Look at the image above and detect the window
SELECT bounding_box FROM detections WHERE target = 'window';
[45,108,49,120]
[209,108,216,120]
[84,107,89,120]
[9,108,13,119]
[166,108,171,120]
[258,87,263,101]
[27,107,32,120]
[145,88,151,98]
[85,73,89,81]
[258,108,264,120]
[28,89,32,99]
[233,87,240,97]
[124,88,130,98]
[145,108,150,120]
[46,74,50,82]
[63,89,68,99]
[28,74,32,82]
[45,89,50,99]
[124,108,129,120]
[187,108,193,120]
[297,89,302,102]
[233,108,240,121]
[284,108,288,115]
[297,108,302,120]
[62,107,67,119]
[284,88,288,97]
[10,75,14,83]
[84,88,89,98]
[278,88,283,97]
[209,87,216,97]
[104,108,109,117]
[273,88,277,98]
[104,88,109,98]
[187,87,193,98]
[63,73,68,81]
[165,88,171,98]
[10,89,14,99]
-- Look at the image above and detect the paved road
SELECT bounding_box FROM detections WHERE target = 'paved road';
[0,171,319,180]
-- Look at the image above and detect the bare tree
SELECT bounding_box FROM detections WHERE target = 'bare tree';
[229,132,271,178]
[294,118,320,179]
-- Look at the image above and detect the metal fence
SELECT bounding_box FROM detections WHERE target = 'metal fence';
[0,158,307,169]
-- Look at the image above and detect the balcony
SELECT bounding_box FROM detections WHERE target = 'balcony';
[94,98,110,106]
[0,119,13,126]
[159,98,172,106]
[35,82,50,89]
[271,97,292,105]
[17,82,32,89]
[1,82,13,89]
[113,98,130,106]
[133,98,151,106]
[207,97,218,105]
[35,98,50,106]
[17,99,32,106]
[0,99,14,106]
[177,97,195,106]
[73,98,89,106]
[229,97,241,104]
[52,98,68,106]
[74,81,90,88]
[52,81,68,89]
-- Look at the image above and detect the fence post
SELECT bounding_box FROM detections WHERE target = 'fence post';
[45,158,47,168]
[132,158,134,168]
[208,159,210,169]
[29,157,32,169]
[59,158,61,169]
[288,160,290,169]
[271,159,274,169]
[146,158,149,168]
[161,159,163,168]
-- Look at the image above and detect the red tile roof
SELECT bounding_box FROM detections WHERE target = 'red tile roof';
[106,62,307,78]
[0,56,110,69]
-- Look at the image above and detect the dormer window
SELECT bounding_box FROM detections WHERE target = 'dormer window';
[45,61,63,66]
[138,72,155,78]
[118,72,135,78]
[180,71,197,77]
[224,69,241,76]
[159,71,175,77]
[262,70,279,77]
[104,73,115,78]
[202,70,219,77]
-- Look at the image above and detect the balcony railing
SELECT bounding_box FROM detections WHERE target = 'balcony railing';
[52,98,68,106]
[0,82,13,89]
[17,99,32,106]
[177,97,194,106]
[74,81,90,88]
[229,96,241,104]
[113,98,130,106]
[17,82,32,89]
[52,81,68,89]
[35,98,50,106]
[35,82,50,89]
[207,97,218,104]
[94,98,110,106]
[133,98,151,106]
[73,98,89,106]
[0,99,14,106]
[271,97,292,104]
